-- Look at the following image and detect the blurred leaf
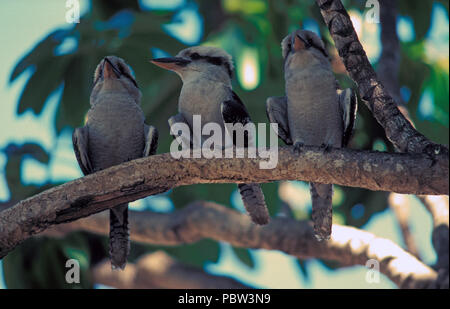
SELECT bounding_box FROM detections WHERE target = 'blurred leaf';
[170,184,235,209]
[164,239,220,267]
[56,55,96,132]
[16,54,71,115]
[10,30,71,83]
[398,0,433,40]
[90,0,141,20]
[3,236,92,288]
[231,246,255,268]
[223,0,267,15]
[295,259,309,280]
[3,143,54,199]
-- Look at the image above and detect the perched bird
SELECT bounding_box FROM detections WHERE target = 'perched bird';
[72,56,158,269]
[266,30,357,240]
[151,46,270,225]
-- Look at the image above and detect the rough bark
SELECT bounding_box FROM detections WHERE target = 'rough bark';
[0,147,447,258]
[91,251,250,289]
[44,201,438,288]
[315,0,448,156]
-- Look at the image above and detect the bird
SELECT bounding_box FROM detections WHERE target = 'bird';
[266,30,357,241]
[72,56,158,269]
[150,46,270,225]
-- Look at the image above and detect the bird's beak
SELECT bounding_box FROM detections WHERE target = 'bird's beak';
[292,34,310,51]
[103,57,121,79]
[150,57,191,71]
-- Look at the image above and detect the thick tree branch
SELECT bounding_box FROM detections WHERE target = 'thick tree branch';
[0,147,447,258]
[315,0,448,156]
[91,251,250,289]
[42,201,438,288]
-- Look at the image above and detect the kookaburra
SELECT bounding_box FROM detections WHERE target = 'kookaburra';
[266,30,357,240]
[72,56,158,269]
[151,46,270,225]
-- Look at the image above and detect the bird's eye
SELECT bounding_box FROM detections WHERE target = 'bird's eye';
[208,56,223,66]
[190,53,201,60]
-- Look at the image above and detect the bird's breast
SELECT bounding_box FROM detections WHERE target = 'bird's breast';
[285,68,342,146]
[86,99,145,169]
[179,79,229,128]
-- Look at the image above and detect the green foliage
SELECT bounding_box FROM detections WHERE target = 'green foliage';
[3,234,92,289]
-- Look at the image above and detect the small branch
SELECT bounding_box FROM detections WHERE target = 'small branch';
[315,0,448,155]
[91,251,250,289]
[45,201,437,288]
[0,147,447,258]
[388,193,421,259]
[419,195,449,272]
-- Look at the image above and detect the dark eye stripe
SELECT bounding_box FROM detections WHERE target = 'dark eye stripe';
[123,72,139,88]
[188,53,233,77]
[190,52,201,60]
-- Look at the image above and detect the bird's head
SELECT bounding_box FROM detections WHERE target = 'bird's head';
[281,30,329,70]
[91,56,141,104]
[150,46,234,83]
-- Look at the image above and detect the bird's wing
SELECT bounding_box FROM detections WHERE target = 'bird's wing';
[143,124,159,157]
[168,113,192,148]
[265,96,293,145]
[221,91,252,125]
[338,88,358,147]
[221,91,270,225]
[72,126,93,175]
[221,91,254,148]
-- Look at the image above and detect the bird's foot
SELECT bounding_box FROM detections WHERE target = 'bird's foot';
[320,143,332,153]
[292,141,304,156]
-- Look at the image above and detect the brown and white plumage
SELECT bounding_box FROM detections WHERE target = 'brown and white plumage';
[151,46,270,225]
[267,30,357,240]
[72,56,158,269]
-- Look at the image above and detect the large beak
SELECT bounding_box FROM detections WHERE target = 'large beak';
[103,57,121,79]
[150,57,191,71]
[292,34,310,51]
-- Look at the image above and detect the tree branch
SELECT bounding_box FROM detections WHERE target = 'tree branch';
[0,147,447,258]
[42,201,438,288]
[315,0,448,156]
[91,251,250,289]
[388,193,421,259]
[419,195,449,271]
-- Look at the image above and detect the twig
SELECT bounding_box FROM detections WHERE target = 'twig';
[419,195,449,271]
[388,193,421,259]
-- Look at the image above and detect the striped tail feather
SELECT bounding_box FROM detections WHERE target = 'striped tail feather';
[109,203,130,270]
